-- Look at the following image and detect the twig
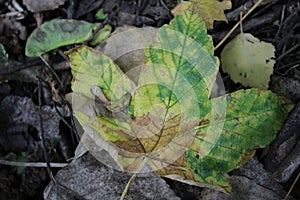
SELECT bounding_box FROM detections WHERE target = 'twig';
[37,77,84,199]
[213,12,275,43]
[283,171,300,200]
[0,59,42,75]
[39,55,63,88]
[53,101,79,148]
[0,160,68,168]
[69,106,81,142]
[239,12,243,34]
[276,44,300,61]
[215,0,264,50]
[226,0,270,21]
[37,76,56,183]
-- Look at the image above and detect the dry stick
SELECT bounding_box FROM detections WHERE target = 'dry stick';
[54,101,80,147]
[0,160,67,168]
[284,171,300,200]
[67,102,81,142]
[240,12,244,35]
[40,53,80,144]
[39,55,63,88]
[37,77,84,199]
[276,44,300,61]
[214,0,264,51]
[37,76,57,183]
[0,59,42,75]
[40,50,80,148]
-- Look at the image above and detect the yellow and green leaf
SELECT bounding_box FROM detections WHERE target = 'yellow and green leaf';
[172,0,232,28]
[67,12,293,193]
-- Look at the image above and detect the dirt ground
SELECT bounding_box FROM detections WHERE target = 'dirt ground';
[0,0,299,199]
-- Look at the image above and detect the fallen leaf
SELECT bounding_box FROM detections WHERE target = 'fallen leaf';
[90,24,112,46]
[221,33,275,88]
[22,0,67,12]
[95,8,107,20]
[96,25,158,83]
[0,95,61,152]
[172,0,232,28]
[26,19,99,57]
[67,12,292,193]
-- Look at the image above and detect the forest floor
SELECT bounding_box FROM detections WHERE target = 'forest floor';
[0,0,299,199]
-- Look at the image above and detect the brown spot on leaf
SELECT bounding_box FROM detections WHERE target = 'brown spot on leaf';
[237,149,256,167]
[60,21,80,33]
[199,119,210,126]
[34,30,47,42]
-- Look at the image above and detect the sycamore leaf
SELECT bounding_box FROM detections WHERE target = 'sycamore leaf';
[157,88,292,191]
[67,12,292,193]
[67,45,135,103]
[221,33,275,88]
[172,0,232,28]
[26,19,100,57]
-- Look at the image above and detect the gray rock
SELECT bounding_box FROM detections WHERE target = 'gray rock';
[44,153,180,200]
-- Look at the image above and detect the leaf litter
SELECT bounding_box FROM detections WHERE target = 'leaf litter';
[1,0,298,199]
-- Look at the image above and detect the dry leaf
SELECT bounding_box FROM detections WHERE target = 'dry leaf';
[172,0,232,28]
[23,0,67,12]
[221,33,275,88]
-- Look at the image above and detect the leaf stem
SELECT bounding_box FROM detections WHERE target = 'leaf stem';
[214,0,264,51]
[120,157,149,200]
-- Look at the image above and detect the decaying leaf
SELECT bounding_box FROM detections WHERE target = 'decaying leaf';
[96,25,158,82]
[22,0,67,12]
[67,12,292,193]
[221,33,275,89]
[172,0,232,28]
[159,89,291,192]
[26,19,99,57]
[0,95,61,152]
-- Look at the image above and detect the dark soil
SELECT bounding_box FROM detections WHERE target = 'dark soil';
[0,0,299,199]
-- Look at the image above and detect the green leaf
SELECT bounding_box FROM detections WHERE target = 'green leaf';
[185,89,291,191]
[25,19,99,57]
[95,8,107,20]
[67,12,292,194]
[90,24,112,46]
[221,33,275,88]
[66,46,135,103]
